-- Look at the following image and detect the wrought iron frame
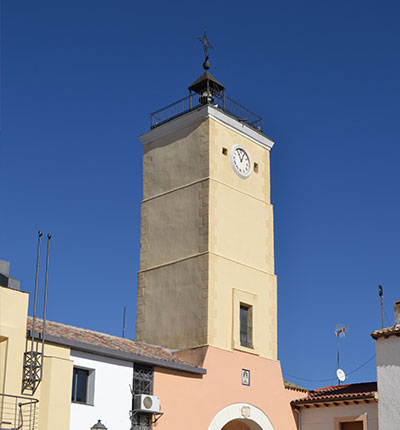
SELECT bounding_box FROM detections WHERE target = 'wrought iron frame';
[0,393,39,430]
[130,364,155,430]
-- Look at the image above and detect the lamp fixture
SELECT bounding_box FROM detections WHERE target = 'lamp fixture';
[91,420,107,430]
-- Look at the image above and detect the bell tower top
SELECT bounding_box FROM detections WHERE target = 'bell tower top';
[150,33,262,131]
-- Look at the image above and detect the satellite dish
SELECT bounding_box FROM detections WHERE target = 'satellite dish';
[336,368,346,382]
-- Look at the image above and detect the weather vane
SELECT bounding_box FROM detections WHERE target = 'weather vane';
[197,30,214,69]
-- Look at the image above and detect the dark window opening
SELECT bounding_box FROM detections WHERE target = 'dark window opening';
[72,368,89,403]
[340,422,364,430]
[132,364,153,395]
[240,304,253,348]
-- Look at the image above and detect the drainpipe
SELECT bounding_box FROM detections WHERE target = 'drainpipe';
[293,407,302,430]
[299,407,302,430]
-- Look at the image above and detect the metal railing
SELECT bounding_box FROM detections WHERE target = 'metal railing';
[0,394,38,430]
[150,93,263,132]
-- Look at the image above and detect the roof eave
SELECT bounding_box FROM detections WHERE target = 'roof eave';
[292,393,377,408]
[28,331,206,375]
[371,326,400,339]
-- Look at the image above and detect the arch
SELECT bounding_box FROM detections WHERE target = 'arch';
[208,403,274,430]
[222,419,261,430]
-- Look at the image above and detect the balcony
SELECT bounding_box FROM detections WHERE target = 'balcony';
[0,394,38,430]
[150,92,263,132]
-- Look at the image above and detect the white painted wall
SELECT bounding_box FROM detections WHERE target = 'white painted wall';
[299,403,377,430]
[70,350,133,430]
[376,335,400,430]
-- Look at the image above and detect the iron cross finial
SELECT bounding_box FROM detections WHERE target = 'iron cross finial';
[197,30,215,60]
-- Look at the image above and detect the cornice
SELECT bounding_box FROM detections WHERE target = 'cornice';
[139,105,275,150]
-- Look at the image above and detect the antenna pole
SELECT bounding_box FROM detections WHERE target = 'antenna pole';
[337,333,340,385]
[122,305,126,338]
[379,285,384,329]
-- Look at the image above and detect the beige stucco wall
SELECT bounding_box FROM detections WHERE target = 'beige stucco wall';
[208,117,271,205]
[137,254,209,348]
[36,348,73,430]
[136,117,209,347]
[0,285,29,396]
[137,109,277,359]
[208,120,276,359]
[298,403,378,430]
[154,346,297,430]
[208,256,277,359]
[0,286,73,430]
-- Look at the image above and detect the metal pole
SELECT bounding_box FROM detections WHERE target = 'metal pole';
[379,285,384,329]
[41,234,51,356]
[122,305,126,338]
[31,231,43,348]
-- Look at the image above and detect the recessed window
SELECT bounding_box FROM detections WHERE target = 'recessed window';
[254,162,259,173]
[340,422,364,430]
[335,416,367,430]
[240,304,253,348]
[71,366,94,405]
[222,147,228,156]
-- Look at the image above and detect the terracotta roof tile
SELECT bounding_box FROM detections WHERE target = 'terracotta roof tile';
[27,317,194,367]
[292,382,377,405]
[284,380,308,392]
[371,325,400,339]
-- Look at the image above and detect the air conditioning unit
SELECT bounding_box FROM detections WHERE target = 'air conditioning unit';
[133,394,160,413]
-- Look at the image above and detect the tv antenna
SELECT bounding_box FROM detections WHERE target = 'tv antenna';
[335,323,347,385]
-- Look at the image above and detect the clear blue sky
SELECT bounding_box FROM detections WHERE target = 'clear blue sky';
[1,0,399,389]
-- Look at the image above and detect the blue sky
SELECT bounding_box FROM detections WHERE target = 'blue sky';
[1,0,400,389]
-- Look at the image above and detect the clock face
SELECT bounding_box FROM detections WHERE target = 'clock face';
[230,145,252,178]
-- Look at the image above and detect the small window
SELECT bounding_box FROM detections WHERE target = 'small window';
[71,366,94,405]
[254,162,259,173]
[240,304,253,348]
[222,147,228,156]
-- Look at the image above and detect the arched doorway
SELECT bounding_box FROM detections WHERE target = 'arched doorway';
[222,419,262,430]
[208,403,273,430]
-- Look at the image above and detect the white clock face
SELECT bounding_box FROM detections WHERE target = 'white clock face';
[230,145,252,178]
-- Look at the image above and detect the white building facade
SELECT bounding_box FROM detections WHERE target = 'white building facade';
[70,350,133,430]
[371,299,400,430]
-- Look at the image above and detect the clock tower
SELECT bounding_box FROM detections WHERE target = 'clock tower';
[136,56,277,360]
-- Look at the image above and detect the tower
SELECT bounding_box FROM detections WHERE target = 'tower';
[136,47,277,360]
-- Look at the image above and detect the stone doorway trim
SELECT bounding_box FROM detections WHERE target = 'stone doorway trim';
[208,403,274,430]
